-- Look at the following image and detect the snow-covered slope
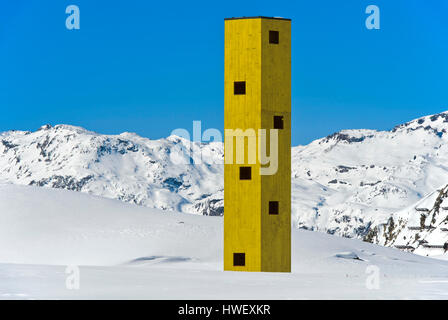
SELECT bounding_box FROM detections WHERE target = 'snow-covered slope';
[1,184,448,299]
[1,111,448,240]
[369,183,448,258]
[0,183,220,266]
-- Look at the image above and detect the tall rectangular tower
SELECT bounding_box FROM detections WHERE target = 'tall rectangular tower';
[224,16,291,272]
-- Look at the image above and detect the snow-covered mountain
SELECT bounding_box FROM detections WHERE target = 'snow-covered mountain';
[368,183,448,258]
[1,111,448,242]
[292,111,448,239]
[0,124,224,215]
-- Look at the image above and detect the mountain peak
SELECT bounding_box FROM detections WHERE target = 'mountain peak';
[391,111,448,136]
[320,129,377,145]
[38,124,52,131]
[33,124,98,136]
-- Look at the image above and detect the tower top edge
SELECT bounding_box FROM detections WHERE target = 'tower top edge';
[224,16,291,21]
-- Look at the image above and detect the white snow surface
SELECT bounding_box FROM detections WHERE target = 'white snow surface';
[1,184,448,299]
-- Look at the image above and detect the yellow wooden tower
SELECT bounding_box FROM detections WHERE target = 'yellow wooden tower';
[224,16,291,272]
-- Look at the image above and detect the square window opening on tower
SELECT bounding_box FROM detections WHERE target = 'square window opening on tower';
[269,30,279,44]
[234,81,246,95]
[269,201,279,215]
[274,116,284,129]
[239,166,251,180]
[233,253,245,266]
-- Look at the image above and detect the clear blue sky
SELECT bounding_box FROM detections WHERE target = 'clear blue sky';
[1,0,447,145]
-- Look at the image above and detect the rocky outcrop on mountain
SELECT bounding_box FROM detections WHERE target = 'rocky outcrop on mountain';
[366,184,448,257]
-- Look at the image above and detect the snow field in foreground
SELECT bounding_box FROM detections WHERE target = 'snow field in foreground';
[1,184,448,299]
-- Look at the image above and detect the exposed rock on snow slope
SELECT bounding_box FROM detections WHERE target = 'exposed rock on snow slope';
[1,111,448,241]
[1,184,448,299]
[368,183,448,258]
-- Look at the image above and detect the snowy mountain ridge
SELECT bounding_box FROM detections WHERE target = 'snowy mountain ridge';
[0,123,224,215]
[291,110,448,240]
[1,111,448,244]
